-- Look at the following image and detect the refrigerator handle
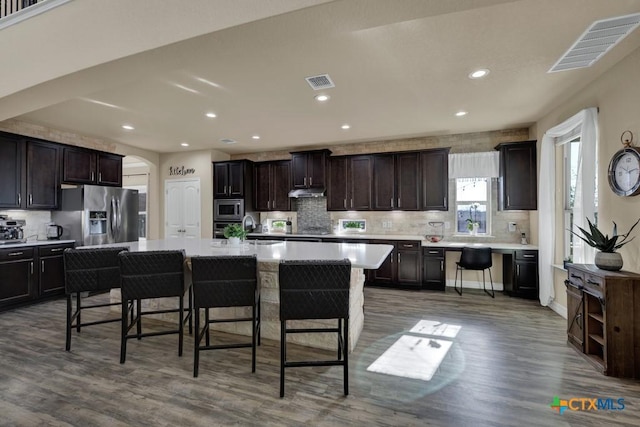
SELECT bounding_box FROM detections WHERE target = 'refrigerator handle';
[110,197,117,240]
[116,197,122,235]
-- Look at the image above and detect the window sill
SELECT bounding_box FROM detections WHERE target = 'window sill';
[453,234,496,238]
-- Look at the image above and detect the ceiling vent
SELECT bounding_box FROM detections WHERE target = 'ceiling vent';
[220,138,237,145]
[549,13,640,73]
[305,74,335,90]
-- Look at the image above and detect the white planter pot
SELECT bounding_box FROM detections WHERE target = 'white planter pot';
[228,237,241,246]
[594,251,623,271]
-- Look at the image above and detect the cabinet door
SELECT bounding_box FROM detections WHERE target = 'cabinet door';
[62,146,96,184]
[515,261,538,297]
[0,134,24,209]
[213,163,230,198]
[348,156,372,210]
[421,148,449,210]
[497,141,537,210]
[327,157,348,211]
[397,250,421,285]
[423,249,445,291]
[396,152,420,211]
[307,151,326,188]
[254,163,271,211]
[227,162,245,197]
[97,153,122,186]
[372,247,395,283]
[271,161,291,211]
[566,282,584,351]
[0,248,35,308]
[372,154,395,210]
[39,244,73,296]
[291,153,308,189]
[26,140,60,209]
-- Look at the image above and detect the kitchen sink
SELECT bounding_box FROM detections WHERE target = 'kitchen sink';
[249,240,283,245]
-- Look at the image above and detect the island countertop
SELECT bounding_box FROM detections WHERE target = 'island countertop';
[91,238,393,269]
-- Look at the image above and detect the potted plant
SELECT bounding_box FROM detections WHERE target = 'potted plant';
[569,217,640,271]
[223,223,247,245]
[466,203,480,235]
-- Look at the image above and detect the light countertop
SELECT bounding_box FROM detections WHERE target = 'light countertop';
[0,239,75,249]
[85,238,394,270]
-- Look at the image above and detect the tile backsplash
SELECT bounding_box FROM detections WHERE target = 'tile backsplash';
[0,210,52,240]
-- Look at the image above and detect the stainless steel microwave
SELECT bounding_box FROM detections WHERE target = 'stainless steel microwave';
[214,199,244,221]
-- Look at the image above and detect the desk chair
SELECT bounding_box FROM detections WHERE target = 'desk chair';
[278,259,351,397]
[63,247,130,351]
[190,255,260,377]
[118,250,192,363]
[454,247,495,298]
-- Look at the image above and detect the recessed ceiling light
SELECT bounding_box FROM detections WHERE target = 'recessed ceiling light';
[315,94,330,102]
[252,135,260,140]
[455,111,468,117]
[180,142,189,147]
[206,112,217,118]
[341,124,351,130]
[122,124,134,130]
[469,69,489,79]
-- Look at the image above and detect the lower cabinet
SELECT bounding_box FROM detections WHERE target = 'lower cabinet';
[503,250,538,299]
[370,240,421,287]
[0,242,74,311]
[422,248,445,291]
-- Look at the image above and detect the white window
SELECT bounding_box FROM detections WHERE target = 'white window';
[455,178,490,234]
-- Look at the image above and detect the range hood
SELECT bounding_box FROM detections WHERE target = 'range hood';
[288,188,326,198]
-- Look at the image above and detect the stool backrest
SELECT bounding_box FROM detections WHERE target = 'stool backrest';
[459,247,492,270]
[190,255,257,308]
[118,250,186,300]
[64,247,129,294]
[278,259,351,321]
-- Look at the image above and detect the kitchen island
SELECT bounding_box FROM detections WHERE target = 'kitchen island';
[100,238,393,352]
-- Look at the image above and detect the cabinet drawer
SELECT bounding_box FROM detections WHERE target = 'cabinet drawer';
[567,268,584,289]
[423,248,444,257]
[0,247,34,262]
[516,250,538,261]
[397,241,420,251]
[583,273,604,298]
[39,244,73,257]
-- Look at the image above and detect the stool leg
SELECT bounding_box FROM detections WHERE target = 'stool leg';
[257,294,262,346]
[343,317,349,396]
[178,295,184,357]
[76,292,82,332]
[205,309,210,347]
[188,286,193,335]
[337,318,343,360]
[65,294,72,351]
[136,299,142,339]
[486,268,495,298]
[454,267,463,296]
[280,320,286,398]
[120,298,128,364]
[194,307,200,377]
[251,302,257,373]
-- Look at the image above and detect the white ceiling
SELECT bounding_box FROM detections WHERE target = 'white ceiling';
[2,0,640,155]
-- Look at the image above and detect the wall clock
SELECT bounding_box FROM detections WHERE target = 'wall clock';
[608,131,640,197]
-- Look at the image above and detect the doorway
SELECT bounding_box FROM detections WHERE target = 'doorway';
[165,178,201,238]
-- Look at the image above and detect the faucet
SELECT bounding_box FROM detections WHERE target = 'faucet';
[242,214,256,232]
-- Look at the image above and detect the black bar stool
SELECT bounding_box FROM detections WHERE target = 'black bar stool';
[454,247,494,298]
[190,255,260,377]
[63,247,130,351]
[278,259,351,397]
[118,250,193,364]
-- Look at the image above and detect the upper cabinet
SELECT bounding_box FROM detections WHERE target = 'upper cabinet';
[254,160,291,211]
[0,133,24,209]
[495,140,537,210]
[290,149,330,189]
[372,152,420,211]
[327,155,372,211]
[62,146,122,186]
[421,148,449,211]
[213,160,253,198]
[25,139,61,210]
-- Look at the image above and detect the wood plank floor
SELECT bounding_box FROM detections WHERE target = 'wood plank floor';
[1,287,639,426]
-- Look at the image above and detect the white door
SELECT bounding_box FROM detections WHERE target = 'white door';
[165,178,201,238]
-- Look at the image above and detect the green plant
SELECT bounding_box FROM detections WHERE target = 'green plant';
[223,223,247,239]
[570,217,640,253]
[272,220,285,229]
[344,221,362,229]
[466,203,479,231]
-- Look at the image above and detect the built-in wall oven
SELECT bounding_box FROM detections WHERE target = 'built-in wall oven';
[213,199,244,222]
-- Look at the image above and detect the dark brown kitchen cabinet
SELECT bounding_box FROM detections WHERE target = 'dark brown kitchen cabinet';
[0,247,35,309]
[421,148,449,211]
[372,152,420,211]
[38,243,74,297]
[0,133,24,209]
[255,160,291,211]
[25,139,60,210]
[423,247,446,291]
[565,277,584,352]
[62,146,123,186]
[503,250,538,299]
[291,149,330,189]
[327,155,373,211]
[370,240,421,286]
[371,241,395,283]
[214,161,252,198]
[495,140,537,210]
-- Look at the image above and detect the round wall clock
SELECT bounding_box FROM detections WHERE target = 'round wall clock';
[608,146,640,197]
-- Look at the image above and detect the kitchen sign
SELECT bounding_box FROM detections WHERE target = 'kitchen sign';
[169,166,196,176]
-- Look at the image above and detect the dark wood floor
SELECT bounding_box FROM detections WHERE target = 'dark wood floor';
[1,287,639,426]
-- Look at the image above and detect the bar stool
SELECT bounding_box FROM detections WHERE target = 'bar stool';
[118,250,193,363]
[63,247,130,351]
[190,255,260,377]
[278,259,351,397]
[454,247,494,298]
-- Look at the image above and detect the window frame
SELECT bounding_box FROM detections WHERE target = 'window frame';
[454,177,491,235]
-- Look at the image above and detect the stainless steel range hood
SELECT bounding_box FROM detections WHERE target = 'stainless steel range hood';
[288,188,326,198]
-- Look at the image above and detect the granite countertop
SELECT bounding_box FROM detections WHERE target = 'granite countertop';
[247,232,538,250]
[84,238,394,270]
[0,239,76,249]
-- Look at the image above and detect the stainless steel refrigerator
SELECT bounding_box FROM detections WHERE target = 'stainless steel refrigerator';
[52,185,139,246]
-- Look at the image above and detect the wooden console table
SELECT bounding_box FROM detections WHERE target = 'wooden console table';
[565,264,640,378]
